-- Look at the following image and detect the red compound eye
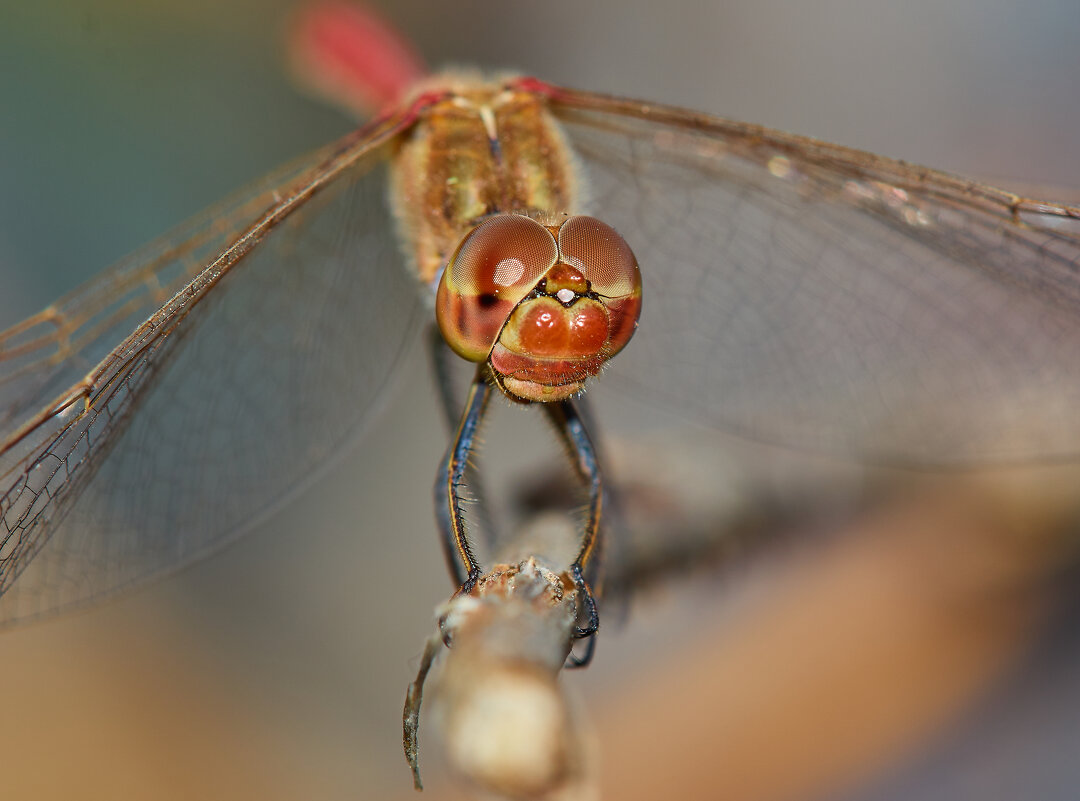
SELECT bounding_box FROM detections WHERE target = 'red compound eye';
[436,214,558,362]
[557,216,642,358]
[485,215,643,403]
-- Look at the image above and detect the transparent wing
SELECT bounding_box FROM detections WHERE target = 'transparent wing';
[0,111,426,624]
[0,142,348,440]
[548,85,1080,467]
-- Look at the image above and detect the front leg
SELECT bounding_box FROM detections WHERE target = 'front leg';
[433,367,492,591]
[544,399,604,662]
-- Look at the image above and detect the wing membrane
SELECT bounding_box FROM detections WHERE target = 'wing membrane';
[551,86,1080,466]
[0,142,353,443]
[0,111,424,624]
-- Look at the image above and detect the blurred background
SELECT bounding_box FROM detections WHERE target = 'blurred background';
[2,1,1080,799]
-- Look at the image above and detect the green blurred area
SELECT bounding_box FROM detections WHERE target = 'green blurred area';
[0,0,350,312]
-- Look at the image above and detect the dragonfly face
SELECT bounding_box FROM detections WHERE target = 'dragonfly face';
[436,212,642,402]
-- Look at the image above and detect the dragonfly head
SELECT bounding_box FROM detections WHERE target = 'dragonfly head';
[436,212,642,402]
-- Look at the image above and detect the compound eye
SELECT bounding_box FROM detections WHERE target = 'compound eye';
[557,216,641,299]
[437,214,559,362]
[557,216,642,356]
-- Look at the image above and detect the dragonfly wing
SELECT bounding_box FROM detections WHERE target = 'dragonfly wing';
[0,117,425,624]
[550,86,1080,467]
[0,143,353,447]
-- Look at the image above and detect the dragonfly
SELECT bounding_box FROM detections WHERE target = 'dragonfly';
[4,0,1080,792]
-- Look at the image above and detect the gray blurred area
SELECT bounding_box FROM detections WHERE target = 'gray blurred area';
[1,1,1080,800]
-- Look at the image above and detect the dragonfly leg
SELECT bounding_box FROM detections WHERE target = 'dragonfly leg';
[434,367,492,592]
[568,391,620,594]
[544,399,603,654]
[428,324,499,551]
[565,616,597,668]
